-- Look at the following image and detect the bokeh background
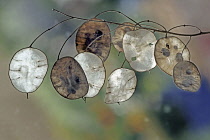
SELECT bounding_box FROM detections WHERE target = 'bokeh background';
[1,0,210,140]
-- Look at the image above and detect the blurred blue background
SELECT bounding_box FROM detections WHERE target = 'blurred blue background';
[1,0,210,140]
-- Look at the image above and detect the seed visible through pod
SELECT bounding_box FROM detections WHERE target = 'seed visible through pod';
[173,61,201,92]
[74,52,105,98]
[155,36,190,75]
[9,47,48,94]
[51,57,89,99]
[123,29,157,72]
[112,22,136,52]
[75,18,111,62]
[105,68,137,104]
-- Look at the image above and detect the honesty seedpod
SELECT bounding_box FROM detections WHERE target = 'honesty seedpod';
[75,18,111,62]
[173,61,201,92]
[155,36,190,75]
[75,52,105,98]
[112,22,136,52]
[105,68,137,104]
[123,29,157,72]
[9,47,48,94]
[51,57,89,99]
[9,9,209,101]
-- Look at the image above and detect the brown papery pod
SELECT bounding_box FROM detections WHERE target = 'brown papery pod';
[112,22,136,52]
[51,57,89,99]
[173,61,201,92]
[155,36,190,75]
[75,18,111,62]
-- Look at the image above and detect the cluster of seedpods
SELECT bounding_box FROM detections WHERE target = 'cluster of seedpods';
[8,9,202,104]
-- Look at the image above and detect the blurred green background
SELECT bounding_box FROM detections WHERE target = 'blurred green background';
[1,0,210,140]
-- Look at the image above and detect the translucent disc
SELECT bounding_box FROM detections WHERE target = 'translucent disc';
[9,47,48,93]
[74,52,105,98]
[105,68,137,104]
[123,29,157,72]
[51,57,89,99]
[173,61,201,92]
[112,22,135,52]
[76,18,111,62]
[155,36,190,75]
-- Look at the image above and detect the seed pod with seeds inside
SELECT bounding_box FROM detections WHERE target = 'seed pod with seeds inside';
[112,22,136,52]
[75,52,105,98]
[75,18,111,62]
[9,47,48,94]
[123,29,157,72]
[173,61,201,92]
[51,57,89,99]
[105,68,137,104]
[155,36,190,75]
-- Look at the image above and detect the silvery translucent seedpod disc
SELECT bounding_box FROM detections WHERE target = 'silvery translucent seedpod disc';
[173,61,201,92]
[105,68,137,104]
[75,52,105,98]
[123,29,157,72]
[155,36,190,75]
[9,47,48,93]
[112,22,136,52]
[51,57,89,100]
[76,18,111,62]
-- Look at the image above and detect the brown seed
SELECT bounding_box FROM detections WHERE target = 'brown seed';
[50,57,89,99]
[155,36,190,75]
[75,18,111,62]
[173,61,201,92]
[112,22,136,52]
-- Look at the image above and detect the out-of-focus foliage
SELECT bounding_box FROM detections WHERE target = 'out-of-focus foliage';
[1,0,210,140]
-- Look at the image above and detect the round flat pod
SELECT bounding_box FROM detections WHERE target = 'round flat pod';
[9,47,48,93]
[173,61,201,92]
[112,22,135,52]
[75,18,111,62]
[123,29,157,72]
[105,68,137,104]
[74,52,105,98]
[155,36,190,75]
[51,57,89,99]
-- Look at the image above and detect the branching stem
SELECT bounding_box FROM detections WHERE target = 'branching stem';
[52,9,210,37]
[29,18,72,48]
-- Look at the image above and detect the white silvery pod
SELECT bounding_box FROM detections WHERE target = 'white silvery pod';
[9,47,48,94]
[105,68,137,104]
[75,52,105,98]
[123,29,157,72]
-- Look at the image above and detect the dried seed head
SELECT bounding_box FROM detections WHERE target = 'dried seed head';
[75,52,105,98]
[51,57,89,99]
[112,22,136,52]
[9,48,48,93]
[105,68,137,104]
[155,36,190,75]
[173,61,201,92]
[75,18,111,62]
[123,29,157,72]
